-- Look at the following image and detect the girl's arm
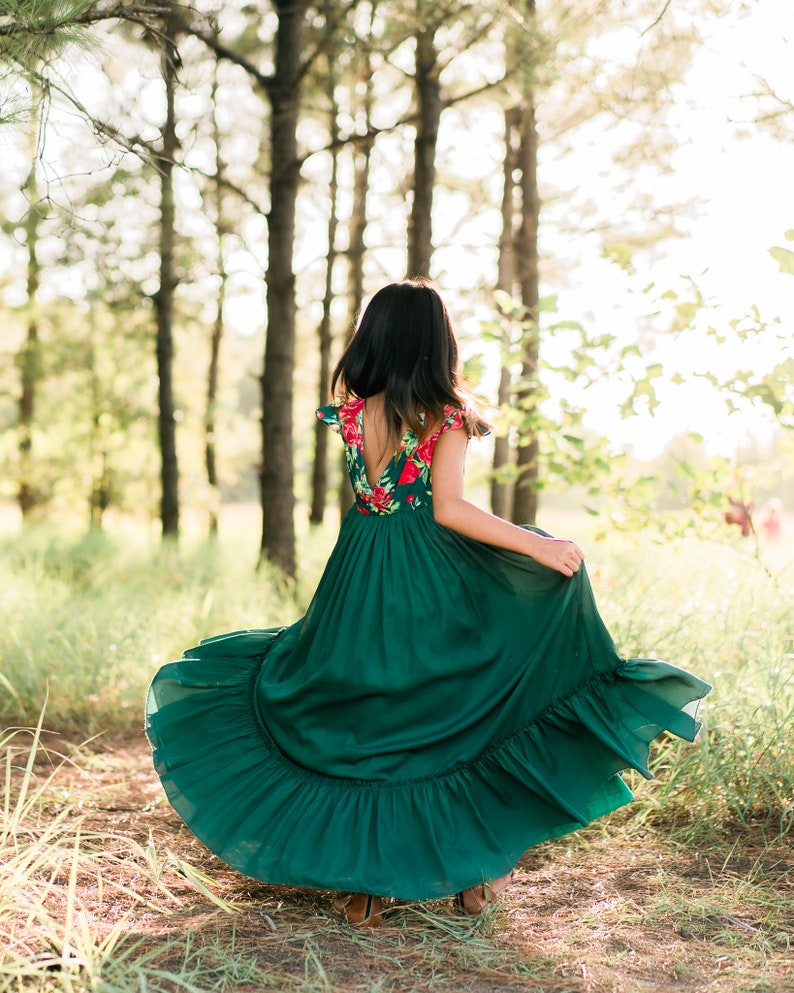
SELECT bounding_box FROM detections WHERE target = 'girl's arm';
[431,427,585,578]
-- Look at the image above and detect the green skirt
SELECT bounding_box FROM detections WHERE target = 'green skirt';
[145,507,710,900]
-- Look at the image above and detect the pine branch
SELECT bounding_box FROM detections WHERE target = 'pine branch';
[296,0,360,84]
[169,8,274,91]
[193,166,269,218]
[640,0,673,37]
[299,76,505,165]
[0,3,171,38]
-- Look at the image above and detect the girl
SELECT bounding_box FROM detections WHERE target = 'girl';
[146,279,710,927]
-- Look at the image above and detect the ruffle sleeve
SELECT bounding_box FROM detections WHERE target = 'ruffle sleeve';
[315,403,341,431]
[439,404,490,437]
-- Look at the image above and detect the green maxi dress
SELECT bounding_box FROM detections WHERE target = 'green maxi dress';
[145,398,711,900]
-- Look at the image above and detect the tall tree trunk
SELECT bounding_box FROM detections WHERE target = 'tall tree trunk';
[509,0,540,526]
[339,31,375,523]
[154,10,181,539]
[206,61,226,537]
[17,155,40,520]
[491,105,520,520]
[309,61,341,526]
[87,329,109,530]
[205,230,225,538]
[407,9,441,279]
[511,92,540,526]
[259,0,307,576]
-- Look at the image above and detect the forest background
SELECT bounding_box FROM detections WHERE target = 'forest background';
[1,0,792,575]
[0,2,793,992]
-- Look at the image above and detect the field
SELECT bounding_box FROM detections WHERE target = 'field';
[1,507,792,993]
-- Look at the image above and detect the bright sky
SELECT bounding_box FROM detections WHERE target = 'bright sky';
[432,1,794,461]
[556,0,794,459]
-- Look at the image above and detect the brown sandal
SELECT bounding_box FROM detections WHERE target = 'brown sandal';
[332,892,383,927]
[454,872,512,916]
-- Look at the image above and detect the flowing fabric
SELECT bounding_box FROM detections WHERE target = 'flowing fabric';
[146,400,710,900]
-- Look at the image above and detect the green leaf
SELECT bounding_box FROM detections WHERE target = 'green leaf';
[768,246,794,275]
[173,857,239,913]
[601,243,635,272]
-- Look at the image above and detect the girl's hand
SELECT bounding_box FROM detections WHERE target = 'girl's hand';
[526,535,585,577]
[432,429,585,575]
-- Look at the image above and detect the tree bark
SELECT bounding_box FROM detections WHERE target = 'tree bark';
[259,0,307,576]
[17,160,41,520]
[205,233,225,538]
[87,330,111,530]
[491,106,521,520]
[338,31,376,523]
[309,61,341,526]
[206,61,226,537]
[511,91,540,526]
[407,11,441,279]
[507,0,540,527]
[154,8,181,539]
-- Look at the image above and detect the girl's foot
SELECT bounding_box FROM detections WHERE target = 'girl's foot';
[455,872,512,916]
[332,892,383,927]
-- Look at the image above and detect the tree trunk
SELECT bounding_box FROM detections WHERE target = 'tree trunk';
[491,106,520,520]
[338,35,375,523]
[17,161,40,520]
[407,12,441,279]
[154,9,181,539]
[206,61,226,537]
[309,62,341,526]
[259,0,307,576]
[87,330,110,530]
[205,242,225,538]
[504,0,541,527]
[511,92,540,526]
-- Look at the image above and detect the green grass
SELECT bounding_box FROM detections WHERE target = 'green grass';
[590,531,794,842]
[0,523,298,732]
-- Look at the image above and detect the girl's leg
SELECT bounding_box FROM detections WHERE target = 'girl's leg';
[455,872,513,916]
[332,892,383,927]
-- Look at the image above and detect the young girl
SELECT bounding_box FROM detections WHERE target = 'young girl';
[146,279,710,927]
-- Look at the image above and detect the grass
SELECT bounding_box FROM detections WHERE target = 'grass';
[589,529,794,842]
[0,521,298,732]
[0,509,792,991]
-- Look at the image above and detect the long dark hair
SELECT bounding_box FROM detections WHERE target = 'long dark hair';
[330,279,490,438]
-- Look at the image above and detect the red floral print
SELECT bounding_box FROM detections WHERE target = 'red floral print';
[341,418,363,447]
[397,460,422,485]
[316,400,473,516]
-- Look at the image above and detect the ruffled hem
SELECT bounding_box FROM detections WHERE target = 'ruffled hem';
[145,628,709,900]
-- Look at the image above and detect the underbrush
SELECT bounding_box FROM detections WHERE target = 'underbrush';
[593,532,794,843]
[0,714,244,993]
[0,526,296,733]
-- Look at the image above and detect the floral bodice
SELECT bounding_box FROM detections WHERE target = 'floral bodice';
[316,398,466,515]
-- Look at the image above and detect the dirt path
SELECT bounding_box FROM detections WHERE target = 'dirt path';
[15,730,794,993]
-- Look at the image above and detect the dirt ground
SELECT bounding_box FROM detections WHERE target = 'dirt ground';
[14,730,794,993]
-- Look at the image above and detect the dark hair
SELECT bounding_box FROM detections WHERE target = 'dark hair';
[331,278,490,438]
